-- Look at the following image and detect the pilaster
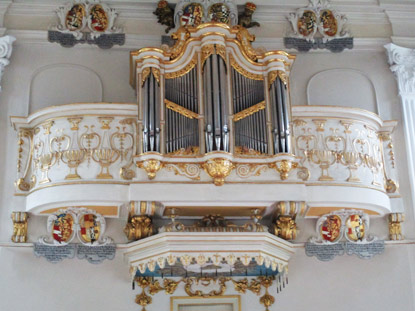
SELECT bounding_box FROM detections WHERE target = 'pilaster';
[385,43,415,212]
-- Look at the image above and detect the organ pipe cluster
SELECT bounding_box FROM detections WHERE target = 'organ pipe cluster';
[133,24,294,157]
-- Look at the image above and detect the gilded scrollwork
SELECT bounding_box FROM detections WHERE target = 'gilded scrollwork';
[184,277,229,297]
[134,275,281,311]
[229,54,263,81]
[234,25,258,61]
[135,277,180,311]
[236,163,269,178]
[15,128,34,191]
[168,27,190,60]
[164,163,201,180]
[165,54,198,79]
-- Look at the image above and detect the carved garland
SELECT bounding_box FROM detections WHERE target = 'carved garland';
[135,276,284,311]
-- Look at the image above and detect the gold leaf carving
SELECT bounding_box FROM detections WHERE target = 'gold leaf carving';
[233,101,265,121]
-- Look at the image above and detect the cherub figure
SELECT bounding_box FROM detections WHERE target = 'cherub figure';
[153,0,175,33]
[238,2,260,29]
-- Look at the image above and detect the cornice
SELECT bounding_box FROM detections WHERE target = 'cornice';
[7,29,161,50]
[7,29,391,52]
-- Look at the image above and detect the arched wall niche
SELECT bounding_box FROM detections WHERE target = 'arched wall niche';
[306,69,379,114]
[29,64,103,113]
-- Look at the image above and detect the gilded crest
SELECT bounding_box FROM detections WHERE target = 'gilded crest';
[208,3,231,24]
[79,213,101,244]
[345,214,365,241]
[320,215,341,242]
[181,3,204,26]
[298,10,316,37]
[52,213,75,244]
[65,4,86,31]
[89,4,108,32]
[320,10,337,37]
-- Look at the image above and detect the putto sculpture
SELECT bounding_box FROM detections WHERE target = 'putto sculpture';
[238,2,260,28]
[154,0,175,33]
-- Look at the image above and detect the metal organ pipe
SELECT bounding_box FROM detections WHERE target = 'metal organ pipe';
[231,67,266,154]
[142,71,161,153]
[164,67,199,154]
[270,76,290,154]
[203,52,229,152]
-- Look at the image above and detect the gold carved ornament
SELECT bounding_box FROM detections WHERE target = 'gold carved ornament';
[233,101,266,122]
[268,70,287,89]
[135,277,180,311]
[269,159,298,180]
[165,54,198,79]
[137,159,163,180]
[135,276,280,311]
[168,27,191,60]
[202,158,235,186]
[389,213,404,241]
[234,25,258,62]
[16,128,34,191]
[274,215,297,240]
[141,68,151,87]
[229,54,263,81]
[11,212,28,243]
[124,215,154,241]
[164,162,201,181]
[165,99,199,119]
[201,44,227,69]
[184,277,229,297]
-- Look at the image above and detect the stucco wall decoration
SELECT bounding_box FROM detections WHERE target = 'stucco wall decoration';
[0,35,15,91]
[34,207,115,263]
[284,0,353,52]
[48,0,124,49]
[305,210,385,261]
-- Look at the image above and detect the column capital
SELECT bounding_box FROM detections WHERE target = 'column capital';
[385,43,415,95]
[0,35,15,91]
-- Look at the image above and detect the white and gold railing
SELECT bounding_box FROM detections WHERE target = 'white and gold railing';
[10,103,399,217]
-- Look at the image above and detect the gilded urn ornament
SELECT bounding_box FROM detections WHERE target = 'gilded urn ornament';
[202,158,234,186]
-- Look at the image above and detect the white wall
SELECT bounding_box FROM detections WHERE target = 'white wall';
[0,37,414,311]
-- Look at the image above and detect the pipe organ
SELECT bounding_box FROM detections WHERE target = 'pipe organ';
[131,24,295,156]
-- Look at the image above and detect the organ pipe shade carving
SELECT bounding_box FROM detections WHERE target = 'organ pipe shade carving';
[130,24,295,157]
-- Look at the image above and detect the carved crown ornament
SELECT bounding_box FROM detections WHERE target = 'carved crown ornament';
[48,0,125,48]
[284,0,353,52]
